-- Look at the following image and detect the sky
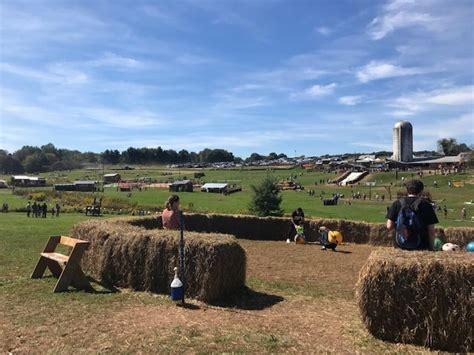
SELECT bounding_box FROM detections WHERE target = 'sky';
[0,0,473,158]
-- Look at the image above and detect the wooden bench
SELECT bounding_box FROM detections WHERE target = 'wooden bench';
[31,235,93,292]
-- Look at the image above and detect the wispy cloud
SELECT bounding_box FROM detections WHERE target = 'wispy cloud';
[338,95,363,105]
[88,53,144,70]
[356,60,423,82]
[390,85,474,114]
[367,0,438,40]
[0,62,89,85]
[291,83,337,100]
[315,26,331,35]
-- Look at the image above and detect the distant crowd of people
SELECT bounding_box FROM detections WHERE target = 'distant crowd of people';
[25,201,61,218]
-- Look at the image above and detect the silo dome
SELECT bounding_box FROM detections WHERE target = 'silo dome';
[392,121,413,162]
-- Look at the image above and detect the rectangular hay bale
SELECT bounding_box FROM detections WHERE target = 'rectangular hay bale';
[356,248,473,352]
[71,219,246,303]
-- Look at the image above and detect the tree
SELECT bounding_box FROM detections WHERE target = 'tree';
[0,155,25,174]
[266,152,278,160]
[437,138,471,156]
[24,152,49,173]
[249,177,283,217]
[101,149,121,164]
[246,153,264,162]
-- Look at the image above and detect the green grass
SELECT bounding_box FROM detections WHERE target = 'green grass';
[1,167,473,227]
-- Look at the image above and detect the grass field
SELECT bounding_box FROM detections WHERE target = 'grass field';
[1,213,432,353]
[1,167,473,227]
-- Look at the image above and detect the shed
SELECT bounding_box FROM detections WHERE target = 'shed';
[169,180,193,192]
[0,179,8,188]
[103,173,121,183]
[54,181,98,192]
[74,180,98,192]
[201,183,228,193]
[54,183,76,191]
[11,175,47,187]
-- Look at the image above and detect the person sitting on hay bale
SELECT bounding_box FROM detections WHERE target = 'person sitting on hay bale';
[286,207,305,243]
[162,195,180,230]
[386,179,439,250]
[318,226,340,251]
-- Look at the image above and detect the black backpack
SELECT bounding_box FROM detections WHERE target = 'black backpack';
[395,197,424,250]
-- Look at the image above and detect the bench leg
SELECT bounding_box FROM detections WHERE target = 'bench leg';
[31,256,48,279]
[47,260,63,279]
[53,264,76,292]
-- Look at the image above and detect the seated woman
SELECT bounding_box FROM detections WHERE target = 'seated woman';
[286,207,305,243]
[162,195,181,230]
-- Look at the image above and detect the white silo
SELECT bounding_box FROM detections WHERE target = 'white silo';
[392,121,413,162]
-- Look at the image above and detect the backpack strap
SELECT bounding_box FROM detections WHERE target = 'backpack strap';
[399,197,408,209]
[411,197,423,211]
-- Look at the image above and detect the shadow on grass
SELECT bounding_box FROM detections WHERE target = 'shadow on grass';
[86,276,120,294]
[38,275,120,294]
[210,286,284,310]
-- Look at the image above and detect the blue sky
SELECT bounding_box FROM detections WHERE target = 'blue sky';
[0,0,473,157]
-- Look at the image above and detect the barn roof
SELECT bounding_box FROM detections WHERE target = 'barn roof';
[201,183,228,189]
[170,180,192,185]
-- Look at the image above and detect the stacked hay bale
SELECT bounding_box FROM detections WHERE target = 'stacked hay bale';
[123,213,474,247]
[72,219,246,303]
[356,249,473,352]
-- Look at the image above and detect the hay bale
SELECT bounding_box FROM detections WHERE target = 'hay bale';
[71,219,246,303]
[121,213,472,248]
[443,227,474,248]
[356,249,473,352]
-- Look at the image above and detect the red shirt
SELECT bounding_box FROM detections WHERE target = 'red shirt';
[162,208,180,230]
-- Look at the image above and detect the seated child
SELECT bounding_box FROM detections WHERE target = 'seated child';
[318,226,337,251]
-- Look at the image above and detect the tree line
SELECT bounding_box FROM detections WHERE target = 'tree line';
[0,143,288,174]
[0,138,470,174]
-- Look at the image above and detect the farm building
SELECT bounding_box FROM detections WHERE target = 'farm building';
[54,181,98,192]
[201,183,228,193]
[0,179,8,188]
[10,175,46,187]
[169,180,193,192]
[54,183,75,191]
[103,173,121,183]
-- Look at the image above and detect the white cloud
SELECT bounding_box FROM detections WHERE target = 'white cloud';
[390,85,474,114]
[291,83,337,100]
[89,53,143,69]
[367,0,439,40]
[338,95,363,106]
[356,60,422,82]
[0,62,89,85]
[368,12,436,40]
[315,26,331,35]
[213,94,269,110]
[306,83,337,97]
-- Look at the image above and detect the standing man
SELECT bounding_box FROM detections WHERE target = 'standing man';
[386,179,439,250]
[26,202,31,217]
[55,203,60,217]
[461,207,467,220]
[41,202,47,218]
